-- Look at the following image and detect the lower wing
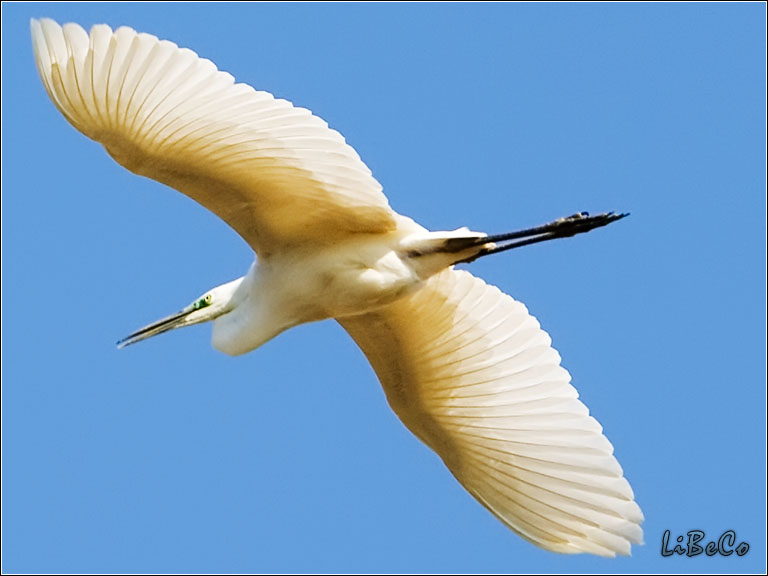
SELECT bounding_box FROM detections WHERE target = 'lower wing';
[338,269,643,556]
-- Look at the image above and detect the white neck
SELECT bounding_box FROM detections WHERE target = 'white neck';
[210,264,290,356]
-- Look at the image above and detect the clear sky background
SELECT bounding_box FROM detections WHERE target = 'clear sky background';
[2,3,765,573]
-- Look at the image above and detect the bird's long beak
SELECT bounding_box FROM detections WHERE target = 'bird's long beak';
[116,304,196,349]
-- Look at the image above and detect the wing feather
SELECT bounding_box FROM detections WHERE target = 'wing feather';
[339,269,643,556]
[31,19,396,256]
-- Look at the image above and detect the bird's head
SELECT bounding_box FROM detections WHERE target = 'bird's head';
[117,277,246,349]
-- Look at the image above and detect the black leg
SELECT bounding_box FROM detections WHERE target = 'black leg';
[483,212,628,244]
[455,211,629,264]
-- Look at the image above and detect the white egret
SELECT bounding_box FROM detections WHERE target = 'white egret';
[31,18,643,556]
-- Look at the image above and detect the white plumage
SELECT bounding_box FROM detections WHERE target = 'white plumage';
[31,18,643,556]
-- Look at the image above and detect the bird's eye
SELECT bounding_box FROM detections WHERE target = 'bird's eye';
[205,294,213,304]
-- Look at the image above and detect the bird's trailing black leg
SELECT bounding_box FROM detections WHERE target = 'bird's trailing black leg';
[454,211,629,264]
[483,211,628,244]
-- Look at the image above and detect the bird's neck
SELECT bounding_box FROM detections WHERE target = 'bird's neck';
[210,265,290,356]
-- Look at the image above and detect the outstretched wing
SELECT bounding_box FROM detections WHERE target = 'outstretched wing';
[31,19,397,257]
[339,269,643,556]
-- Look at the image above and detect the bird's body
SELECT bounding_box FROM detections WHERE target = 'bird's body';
[210,220,477,355]
[32,18,643,556]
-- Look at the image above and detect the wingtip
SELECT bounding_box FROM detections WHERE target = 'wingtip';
[29,17,42,44]
[29,17,50,28]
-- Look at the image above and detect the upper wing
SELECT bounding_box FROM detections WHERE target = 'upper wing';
[31,19,397,256]
[338,269,643,556]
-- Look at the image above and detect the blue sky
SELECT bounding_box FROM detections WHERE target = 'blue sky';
[2,2,765,573]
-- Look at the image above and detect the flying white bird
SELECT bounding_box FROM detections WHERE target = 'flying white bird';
[31,18,643,556]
